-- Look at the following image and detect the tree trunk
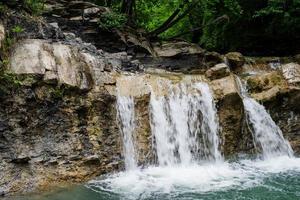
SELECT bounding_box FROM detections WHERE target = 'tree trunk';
[121,0,135,25]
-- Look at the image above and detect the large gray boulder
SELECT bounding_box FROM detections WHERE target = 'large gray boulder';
[9,39,115,90]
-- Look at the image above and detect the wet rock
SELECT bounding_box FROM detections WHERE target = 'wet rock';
[134,93,154,166]
[225,52,245,69]
[210,75,254,156]
[263,88,300,154]
[281,63,300,85]
[206,63,230,80]
[210,75,237,100]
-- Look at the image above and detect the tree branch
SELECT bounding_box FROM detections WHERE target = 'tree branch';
[148,0,197,38]
[167,15,229,40]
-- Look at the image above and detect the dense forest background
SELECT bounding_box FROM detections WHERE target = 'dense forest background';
[3,0,300,56]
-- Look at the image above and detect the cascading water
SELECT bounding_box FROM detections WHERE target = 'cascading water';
[150,81,222,166]
[116,94,138,170]
[235,77,294,159]
[85,75,300,200]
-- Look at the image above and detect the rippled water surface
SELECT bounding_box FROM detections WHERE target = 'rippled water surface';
[16,156,300,200]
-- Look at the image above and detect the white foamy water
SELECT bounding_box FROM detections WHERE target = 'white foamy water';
[150,82,222,166]
[243,98,294,158]
[235,77,293,159]
[87,157,300,199]
[116,94,137,170]
[104,75,298,200]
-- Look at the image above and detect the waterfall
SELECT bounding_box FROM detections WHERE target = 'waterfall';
[116,94,138,170]
[150,81,222,166]
[88,75,299,198]
[235,77,294,159]
[116,74,293,170]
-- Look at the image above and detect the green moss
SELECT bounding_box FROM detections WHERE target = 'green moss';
[50,87,65,99]
[269,74,283,85]
[247,78,263,92]
[0,70,22,94]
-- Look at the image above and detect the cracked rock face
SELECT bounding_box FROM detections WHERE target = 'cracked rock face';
[9,39,116,90]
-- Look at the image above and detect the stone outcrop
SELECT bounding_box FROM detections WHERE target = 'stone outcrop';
[225,52,245,69]
[210,75,253,156]
[9,39,113,90]
[0,10,128,195]
[153,41,204,57]
[206,63,230,80]
[282,63,300,86]
[246,71,288,101]
[0,85,123,195]
[263,88,300,154]
[244,68,300,154]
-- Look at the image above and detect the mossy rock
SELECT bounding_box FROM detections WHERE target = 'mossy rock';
[246,71,288,94]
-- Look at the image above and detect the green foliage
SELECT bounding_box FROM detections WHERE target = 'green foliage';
[0,72,21,86]
[11,26,24,34]
[136,0,191,39]
[23,0,44,15]
[0,2,7,14]
[198,0,243,50]
[1,36,14,64]
[98,11,127,30]
[2,0,300,54]
[50,87,65,99]
[0,26,24,60]
[0,69,22,93]
[93,0,300,55]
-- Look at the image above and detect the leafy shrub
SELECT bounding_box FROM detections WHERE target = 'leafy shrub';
[0,2,7,14]
[11,25,24,34]
[98,11,127,30]
[23,0,44,15]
